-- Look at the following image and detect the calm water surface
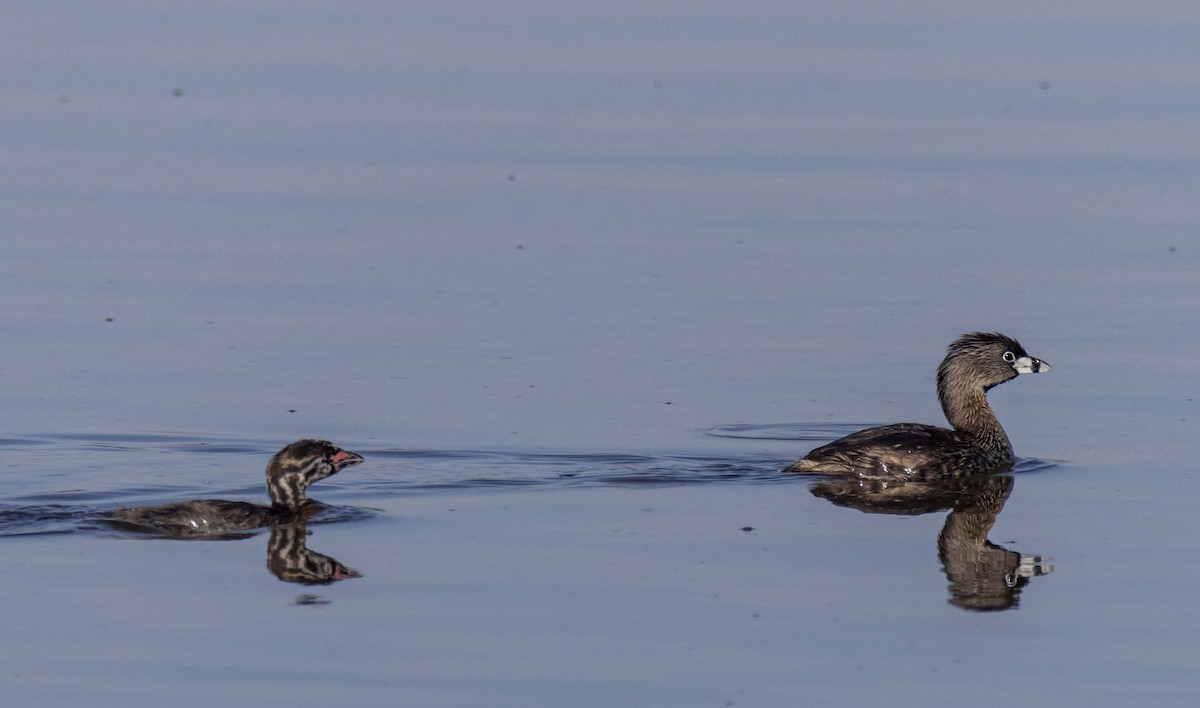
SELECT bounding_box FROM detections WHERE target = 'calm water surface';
[2,2,1199,706]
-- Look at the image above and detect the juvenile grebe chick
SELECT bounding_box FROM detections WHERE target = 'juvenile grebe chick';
[111,439,364,536]
[784,332,1050,480]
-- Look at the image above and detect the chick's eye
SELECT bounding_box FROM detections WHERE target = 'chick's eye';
[1002,351,1016,363]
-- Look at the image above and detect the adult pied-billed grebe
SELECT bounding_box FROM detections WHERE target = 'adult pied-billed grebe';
[785,332,1050,480]
[111,439,364,536]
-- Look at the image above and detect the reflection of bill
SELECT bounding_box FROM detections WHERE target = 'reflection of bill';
[811,474,1052,612]
[268,521,362,586]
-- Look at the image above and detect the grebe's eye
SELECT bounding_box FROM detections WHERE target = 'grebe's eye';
[1002,351,1016,363]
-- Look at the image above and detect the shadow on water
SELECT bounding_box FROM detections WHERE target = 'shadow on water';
[809,469,1054,612]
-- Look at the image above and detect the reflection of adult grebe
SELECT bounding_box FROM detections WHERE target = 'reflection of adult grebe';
[268,521,361,585]
[811,475,1053,611]
[786,333,1050,480]
[111,440,364,537]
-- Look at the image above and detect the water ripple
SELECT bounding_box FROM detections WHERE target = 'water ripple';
[357,449,791,492]
[705,423,886,441]
[0,504,106,537]
[0,433,1057,537]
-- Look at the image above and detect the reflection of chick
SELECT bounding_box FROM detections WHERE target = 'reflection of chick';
[810,474,1052,612]
[937,477,1052,612]
[786,333,1050,480]
[268,522,361,585]
[111,440,364,537]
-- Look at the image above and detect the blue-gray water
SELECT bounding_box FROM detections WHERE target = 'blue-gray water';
[3,3,1199,706]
